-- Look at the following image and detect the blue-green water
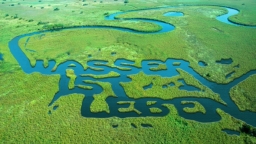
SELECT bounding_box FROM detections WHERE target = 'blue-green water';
[163,12,183,17]
[0,53,3,61]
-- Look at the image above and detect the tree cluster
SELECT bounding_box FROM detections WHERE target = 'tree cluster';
[240,124,256,137]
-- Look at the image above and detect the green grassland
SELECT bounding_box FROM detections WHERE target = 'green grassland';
[1,0,256,143]
[149,63,167,71]
[230,74,256,112]
[116,5,256,84]
[84,80,117,113]
[117,101,142,115]
[149,107,163,113]
[158,0,256,26]
[181,101,206,114]
[66,69,76,89]
[0,71,256,143]
[81,71,120,78]
[16,4,256,84]
[121,69,225,104]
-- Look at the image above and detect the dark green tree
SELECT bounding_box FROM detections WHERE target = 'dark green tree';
[240,124,251,134]
[54,8,59,11]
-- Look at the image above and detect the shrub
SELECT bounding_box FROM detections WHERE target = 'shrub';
[54,8,59,11]
[42,24,64,30]
[37,21,49,25]
[124,0,128,3]
[240,124,251,134]
[13,14,18,19]
[252,129,256,137]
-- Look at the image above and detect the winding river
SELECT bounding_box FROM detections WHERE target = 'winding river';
[8,6,256,126]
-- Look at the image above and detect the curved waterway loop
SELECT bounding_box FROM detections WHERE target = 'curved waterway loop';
[8,6,256,126]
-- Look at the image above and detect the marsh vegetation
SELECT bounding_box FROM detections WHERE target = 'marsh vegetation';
[0,0,256,143]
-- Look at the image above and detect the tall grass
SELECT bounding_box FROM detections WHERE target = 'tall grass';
[0,71,255,143]
[1,0,256,142]
[120,69,225,104]
[230,74,256,112]
[181,101,206,114]
[66,69,76,89]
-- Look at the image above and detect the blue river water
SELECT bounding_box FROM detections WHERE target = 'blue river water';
[0,53,3,61]
[163,12,184,17]
[7,6,256,126]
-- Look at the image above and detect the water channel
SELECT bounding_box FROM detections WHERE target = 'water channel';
[8,5,256,126]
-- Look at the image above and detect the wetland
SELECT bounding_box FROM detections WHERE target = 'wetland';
[1,0,256,143]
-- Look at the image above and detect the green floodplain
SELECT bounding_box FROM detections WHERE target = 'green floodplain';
[0,0,256,143]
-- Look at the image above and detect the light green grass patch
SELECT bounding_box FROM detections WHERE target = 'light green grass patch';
[149,107,162,113]
[181,101,206,114]
[83,80,117,113]
[149,63,167,71]
[66,69,76,89]
[146,101,157,106]
[81,71,120,78]
[117,101,142,115]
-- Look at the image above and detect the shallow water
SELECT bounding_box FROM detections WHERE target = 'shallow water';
[222,129,240,136]
[8,5,256,126]
[163,12,183,17]
[216,8,239,26]
[198,61,207,67]
[216,58,233,64]
[0,53,3,61]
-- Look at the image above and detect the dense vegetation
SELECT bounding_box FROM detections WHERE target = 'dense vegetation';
[121,69,225,104]
[230,74,256,112]
[0,0,256,143]
[181,101,206,114]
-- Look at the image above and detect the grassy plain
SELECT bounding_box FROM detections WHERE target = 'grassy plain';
[121,69,225,104]
[230,74,256,112]
[1,0,256,143]
[116,4,256,83]
[0,71,255,143]
[16,3,256,83]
